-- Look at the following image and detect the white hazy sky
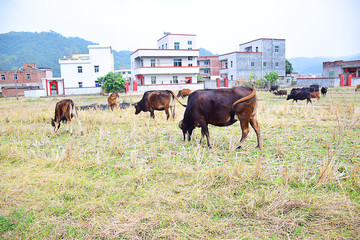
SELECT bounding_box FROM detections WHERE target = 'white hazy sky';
[1,0,359,58]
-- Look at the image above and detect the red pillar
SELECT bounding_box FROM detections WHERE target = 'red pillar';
[340,74,344,86]
[348,74,352,86]
[126,81,129,92]
[133,81,137,91]
[224,78,228,87]
[216,78,220,88]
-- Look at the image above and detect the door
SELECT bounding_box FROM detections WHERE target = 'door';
[50,81,58,95]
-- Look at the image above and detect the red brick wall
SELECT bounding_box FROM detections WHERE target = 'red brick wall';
[1,88,26,97]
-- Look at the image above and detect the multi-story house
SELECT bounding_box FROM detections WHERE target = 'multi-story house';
[198,56,221,81]
[0,63,52,97]
[130,33,200,88]
[219,38,286,81]
[59,45,114,89]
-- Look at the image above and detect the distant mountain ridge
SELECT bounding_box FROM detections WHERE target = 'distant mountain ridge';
[0,31,358,77]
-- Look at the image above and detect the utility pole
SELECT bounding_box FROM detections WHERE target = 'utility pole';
[14,66,22,101]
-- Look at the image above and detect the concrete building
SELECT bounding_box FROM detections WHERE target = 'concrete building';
[115,68,132,81]
[323,60,360,86]
[219,38,286,81]
[59,45,114,89]
[130,33,201,91]
[0,63,52,97]
[198,56,221,80]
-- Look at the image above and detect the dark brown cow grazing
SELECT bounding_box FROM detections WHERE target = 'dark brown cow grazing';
[273,90,287,98]
[355,85,360,92]
[179,86,261,149]
[51,99,82,134]
[133,90,186,119]
[108,92,119,111]
[310,91,320,101]
[177,89,191,98]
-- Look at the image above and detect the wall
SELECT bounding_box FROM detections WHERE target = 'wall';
[296,78,340,87]
[24,89,47,97]
[65,87,103,95]
[136,83,203,93]
[352,77,360,86]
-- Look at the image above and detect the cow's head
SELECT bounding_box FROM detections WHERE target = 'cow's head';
[179,119,194,142]
[51,118,60,132]
[132,102,141,115]
[286,94,292,101]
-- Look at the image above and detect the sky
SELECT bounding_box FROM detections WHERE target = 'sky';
[1,0,360,59]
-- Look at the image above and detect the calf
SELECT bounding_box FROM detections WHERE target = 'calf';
[321,87,328,97]
[108,92,119,111]
[177,89,191,98]
[179,86,261,149]
[355,85,360,92]
[51,99,82,134]
[287,89,312,104]
[133,90,186,119]
[273,90,287,98]
[310,91,320,101]
[269,85,279,92]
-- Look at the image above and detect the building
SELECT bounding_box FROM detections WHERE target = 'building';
[130,33,200,90]
[0,63,52,97]
[219,38,286,81]
[115,68,132,81]
[323,60,360,86]
[59,45,114,89]
[198,56,221,81]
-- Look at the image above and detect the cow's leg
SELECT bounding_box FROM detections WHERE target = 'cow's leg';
[200,124,211,148]
[164,107,170,120]
[171,105,175,119]
[150,110,155,119]
[250,115,262,149]
[237,117,250,149]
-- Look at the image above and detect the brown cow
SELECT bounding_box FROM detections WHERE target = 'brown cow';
[108,92,119,111]
[273,90,287,98]
[132,90,186,119]
[179,86,261,149]
[177,89,191,98]
[51,99,82,134]
[310,91,320,101]
[355,85,360,92]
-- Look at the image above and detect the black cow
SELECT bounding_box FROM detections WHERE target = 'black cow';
[179,86,261,149]
[310,84,320,92]
[287,89,312,104]
[269,85,279,92]
[321,87,328,97]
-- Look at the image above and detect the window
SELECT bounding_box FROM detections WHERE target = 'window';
[140,59,144,67]
[188,56,193,61]
[204,69,209,74]
[173,58,182,67]
[275,46,279,52]
[188,63,193,66]
[165,43,167,49]
[188,40,192,45]
[13,74,17,80]
[275,62,279,67]
[95,81,100,87]
[231,61,233,68]
[204,60,210,65]
[151,59,155,67]
[172,76,178,83]
[256,47,258,52]
[78,66,83,73]
[26,73,31,80]
[78,82,83,88]
[188,47,192,49]
[251,62,254,67]
[263,62,267,67]
[329,71,334,77]
[162,44,164,49]
[1,74,5,81]
[225,61,228,68]
[174,42,180,49]
[94,66,99,73]
[231,75,233,80]
[128,71,131,74]
[151,76,156,84]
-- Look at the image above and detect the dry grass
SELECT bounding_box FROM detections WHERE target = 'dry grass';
[0,87,359,239]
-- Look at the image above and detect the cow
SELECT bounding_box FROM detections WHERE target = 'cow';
[310,84,320,92]
[177,89,191,98]
[310,91,320,101]
[269,85,279,92]
[51,99,82,134]
[179,86,261,149]
[108,92,119,111]
[132,90,186,119]
[355,85,360,92]
[273,90,287,98]
[287,88,312,104]
[321,87,328,97]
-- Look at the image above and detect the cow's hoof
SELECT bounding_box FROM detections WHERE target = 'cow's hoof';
[207,145,212,149]
[236,145,242,149]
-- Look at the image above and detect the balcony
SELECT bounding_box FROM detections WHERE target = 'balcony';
[133,66,200,75]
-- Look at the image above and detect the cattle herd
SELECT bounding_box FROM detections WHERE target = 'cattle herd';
[51,84,358,148]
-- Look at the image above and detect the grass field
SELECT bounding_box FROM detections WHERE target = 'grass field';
[0,87,359,239]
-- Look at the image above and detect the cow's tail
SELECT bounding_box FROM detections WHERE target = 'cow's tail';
[230,88,256,121]
[169,90,187,107]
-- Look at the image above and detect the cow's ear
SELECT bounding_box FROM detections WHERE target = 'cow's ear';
[179,120,183,129]
[132,103,138,107]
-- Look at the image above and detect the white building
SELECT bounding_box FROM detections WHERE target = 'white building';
[115,68,132,81]
[59,45,114,89]
[130,33,200,87]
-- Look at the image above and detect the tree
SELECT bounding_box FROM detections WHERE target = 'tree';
[98,72,126,93]
[286,59,293,75]
[264,71,279,86]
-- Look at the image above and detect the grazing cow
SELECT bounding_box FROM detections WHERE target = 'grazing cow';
[179,86,261,149]
[310,84,320,92]
[310,91,320,101]
[177,89,191,98]
[108,92,119,111]
[355,85,360,92]
[287,89,312,104]
[321,87,328,97]
[273,90,287,98]
[269,85,279,92]
[132,90,186,119]
[51,99,82,134]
